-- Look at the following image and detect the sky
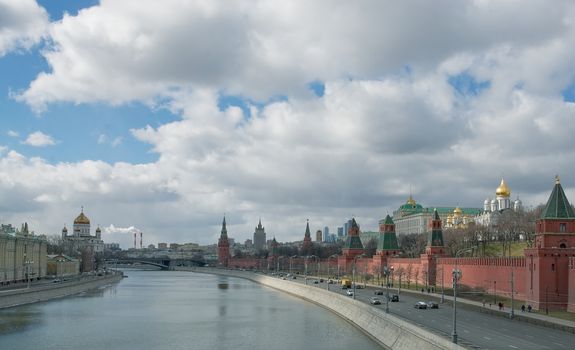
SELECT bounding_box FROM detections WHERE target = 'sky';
[1,0,575,249]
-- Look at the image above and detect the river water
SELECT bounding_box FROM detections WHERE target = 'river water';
[0,270,382,350]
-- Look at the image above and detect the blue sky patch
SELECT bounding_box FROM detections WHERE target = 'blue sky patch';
[448,72,490,97]
[561,80,575,102]
[307,81,325,97]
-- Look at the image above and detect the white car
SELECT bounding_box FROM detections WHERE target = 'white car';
[346,290,354,296]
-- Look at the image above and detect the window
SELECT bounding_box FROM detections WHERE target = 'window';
[551,263,555,271]
[560,223,566,232]
[560,243,567,249]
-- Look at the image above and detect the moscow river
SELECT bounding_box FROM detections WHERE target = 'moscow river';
[0,270,381,350]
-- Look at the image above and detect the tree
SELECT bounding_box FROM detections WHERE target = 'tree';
[398,233,426,257]
[364,238,377,257]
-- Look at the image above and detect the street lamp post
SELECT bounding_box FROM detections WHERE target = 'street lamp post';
[352,254,365,300]
[383,266,390,313]
[327,255,338,291]
[510,270,515,319]
[452,247,473,344]
[441,264,445,303]
[304,256,309,285]
[452,267,461,343]
[25,257,34,289]
[289,255,297,276]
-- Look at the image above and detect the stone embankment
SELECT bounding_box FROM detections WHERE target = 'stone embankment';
[0,273,123,309]
[192,268,465,350]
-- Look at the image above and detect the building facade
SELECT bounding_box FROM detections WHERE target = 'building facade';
[393,194,481,235]
[0,223,47,284]
[253,219,266,251]
[62,208,104,254]
[475,179,522,227]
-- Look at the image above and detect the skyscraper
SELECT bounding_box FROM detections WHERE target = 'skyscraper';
[253,219,266,251]
[323,226,329,242]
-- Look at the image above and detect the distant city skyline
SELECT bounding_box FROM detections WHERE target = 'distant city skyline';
[1,1,574,248]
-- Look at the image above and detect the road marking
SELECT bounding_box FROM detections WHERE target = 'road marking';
[509,346,518,349]
[483,337,492,341]
[463,329,469,333]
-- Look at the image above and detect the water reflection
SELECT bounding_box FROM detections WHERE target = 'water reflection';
[0,270,382,350]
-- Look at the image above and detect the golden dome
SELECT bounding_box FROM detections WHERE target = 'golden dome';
[454,206,462,215]
[74,210,90,225]
[495,179,511,197]
[407,195,416,206]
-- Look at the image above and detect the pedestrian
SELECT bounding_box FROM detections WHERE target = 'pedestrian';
[528,304,532,312]
[421,288,424,293]
[521,304,526,312]
[427,288,430,293]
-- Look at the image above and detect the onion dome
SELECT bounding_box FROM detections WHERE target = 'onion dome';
[406,195,416,206]
[74,208,90,225]
[62,225,68,232]
[96,226,101,233]
[484,199,490,205]
[453,206,462,215]
[495,179,511,197]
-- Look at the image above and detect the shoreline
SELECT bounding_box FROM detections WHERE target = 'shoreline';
[0,273,123,309]
[183,267,465,350]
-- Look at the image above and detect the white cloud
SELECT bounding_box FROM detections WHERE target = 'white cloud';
[18,0,572,112]
[98,134,123,147]
[0,0,48,57]
[21,131,57,147]
[5,0,575,247]
[7,130,19,137]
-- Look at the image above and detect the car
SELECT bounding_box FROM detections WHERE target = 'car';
[346,290,354,296]
[327,279,334,284]
[292,275,297,279]
[414,301,427,309]
[370,297,382,305]
[353,284,364,289]
[282,277,287,280]
[374,290,384,295]
[52,279,61,283]
[390,294,399,302]
[319,278,324,283]
[427,301,439,309]
[313,280,319,284]
[341,285,348,289]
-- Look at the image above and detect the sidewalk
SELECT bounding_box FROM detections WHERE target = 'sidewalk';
[400,286,575,333]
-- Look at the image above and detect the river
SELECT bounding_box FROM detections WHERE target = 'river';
[0,270,382,349]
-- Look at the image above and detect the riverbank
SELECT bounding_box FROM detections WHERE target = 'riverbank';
[0,272,123,309]
[186,267,464,350]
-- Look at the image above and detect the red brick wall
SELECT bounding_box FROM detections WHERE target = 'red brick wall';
[437,257,527,300]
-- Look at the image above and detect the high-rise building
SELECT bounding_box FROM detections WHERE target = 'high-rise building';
[343,222,349,238]
[337,227,343,237]
[323,226,329,242]
[316,229,322,242]
[253,219,266,251]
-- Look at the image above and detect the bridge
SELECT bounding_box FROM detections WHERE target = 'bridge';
[106,257,206,270]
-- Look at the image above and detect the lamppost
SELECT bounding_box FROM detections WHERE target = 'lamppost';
[364,258,368,288]
[441,264,445,303]
[289,255,297,276]
[327,254,338,291]
[352,254,365,300]
[305,255,317,285]
[509,270,515,319]
[383,266,391,313]
[452,247,473,344]
[494,280,497,306]
[24,257,34,289]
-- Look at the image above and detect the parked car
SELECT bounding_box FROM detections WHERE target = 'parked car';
[346,290,354,296]
[313,280,319,284]
[327,279,334,284]
[414,301,427,309]
[374,290,384,295]
[390,294,399,302]
[427,301,439,309]
[319,278,324,283]
[370,297,382,305]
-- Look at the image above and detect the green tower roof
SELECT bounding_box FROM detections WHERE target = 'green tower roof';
[384,215,394,225]
[541,176,575,219]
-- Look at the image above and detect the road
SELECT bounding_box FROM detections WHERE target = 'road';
[278,274,575,350]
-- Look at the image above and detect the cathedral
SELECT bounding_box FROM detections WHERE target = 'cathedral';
[62,208,104,253]
[474,179,522,227]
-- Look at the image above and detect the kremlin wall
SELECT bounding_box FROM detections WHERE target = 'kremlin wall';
[218,176,575,313]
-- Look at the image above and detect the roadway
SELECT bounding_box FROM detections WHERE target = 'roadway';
[276,273,575,350]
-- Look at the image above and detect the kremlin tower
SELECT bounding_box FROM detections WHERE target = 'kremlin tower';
[218,216,230,267]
